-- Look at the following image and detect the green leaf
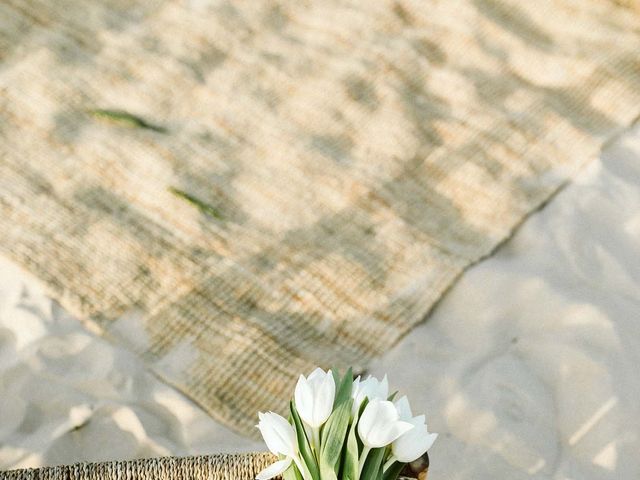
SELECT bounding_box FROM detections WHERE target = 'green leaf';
[320,399,353,468]
[320,462,338,480]
[341,414,360,480]
[318,367,355,480]
[333,367,354,408]
[387,391,398,402]
[290,401,320,480]
[382,462,405,480]
[360,447,385,480]
[168,187,224,220]
[282,457,304,480]
[376,460,385,480]
[342,397,370,480]
[89,109,167,133]
[332,369,341,388]
[319,399,353,480]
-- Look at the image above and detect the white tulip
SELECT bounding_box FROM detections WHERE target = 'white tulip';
[380,397,437,471]
[256,412,312,480]
[356,399,414,476]
[358,399,414,448]
[256,411,298,458]
[294,367,335,452]
[351,374,389,415]
[294,367,335,428]
[391,415,438,463]
[393,395,413,421]
[256,458,292,480]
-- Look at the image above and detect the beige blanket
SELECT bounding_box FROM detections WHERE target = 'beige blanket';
[1,0,639,436]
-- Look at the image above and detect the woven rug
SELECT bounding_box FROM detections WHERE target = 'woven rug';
[1,0,639,436]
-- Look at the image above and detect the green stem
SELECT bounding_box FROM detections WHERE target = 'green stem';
[312,427,321,455]
[358,446,371,478]
[382,457,397,473]
[293,455,312,480]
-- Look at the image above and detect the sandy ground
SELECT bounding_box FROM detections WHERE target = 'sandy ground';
[370,124,640,479]
[0,258,262,469]
[1,124,639,478]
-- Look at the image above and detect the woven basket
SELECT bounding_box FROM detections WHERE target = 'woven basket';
[1,453,276,480]
[1,453,429,480]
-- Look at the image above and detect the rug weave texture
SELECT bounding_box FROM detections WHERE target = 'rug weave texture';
[1,0,639,436]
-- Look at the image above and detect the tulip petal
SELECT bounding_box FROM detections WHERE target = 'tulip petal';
[295,368,335,428]
[295,375,313,408]
[357,398,380,444]
[379,375,389,399]
[392,423,438,463]
[423,432,438,451]
[295,375,315,425]
[256,458,292,480]
[257,412,298,457]
[352,375,390,417]
[308,367,327,381]
[394,396,412,421]
[411,414,426,426]
[351,376,362,415]
[358,399,412,448]
[313,370,335,426]
[380,420,414,445]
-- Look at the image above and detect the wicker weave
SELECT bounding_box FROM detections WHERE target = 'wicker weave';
[1,0,640,437]
[1,453,277,480]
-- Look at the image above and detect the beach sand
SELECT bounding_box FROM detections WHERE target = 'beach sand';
[369,124,640,479]
[0,257,262,469]
[1,124,639,478]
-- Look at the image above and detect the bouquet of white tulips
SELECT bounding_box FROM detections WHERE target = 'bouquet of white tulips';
[256,368,437,480]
